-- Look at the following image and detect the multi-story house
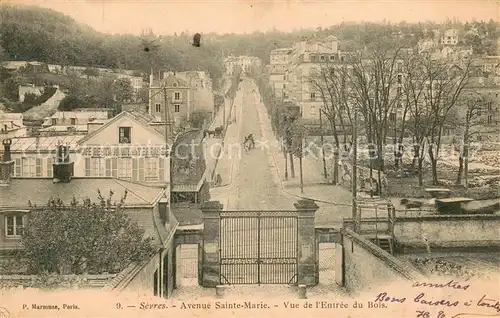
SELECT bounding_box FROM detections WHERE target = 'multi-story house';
[9,111,171,186]
[172,71,215,115]
[0,140,178,298]
[269,48,292,98]
[39,110,109,135]
[148,72,194,132]
[441,29,459,46]
[285,36,341,119]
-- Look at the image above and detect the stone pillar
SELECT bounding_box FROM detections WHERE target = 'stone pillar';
[201,200,223,287]
[294,199,319,286]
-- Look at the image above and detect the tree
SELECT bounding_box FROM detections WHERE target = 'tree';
[112,77,134,103]
[346,42,404,194]
[186,109,212,128]
[22,190,155,275]
[421,54,471,185]
[58,95,85,111]
[290,121,309,193]
[309,61,354,184]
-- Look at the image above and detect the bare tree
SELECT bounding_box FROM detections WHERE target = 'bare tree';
[453,91,497,187]
[347,44,403,194]
[421,54,472,185]
[309,61,354,184]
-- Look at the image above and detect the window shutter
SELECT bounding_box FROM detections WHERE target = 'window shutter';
[159,158,165,181]
[138,157,145,181]
[15,158,21,176]
[84,158,91,176]
[47,157,53,177]
[111,158,118,177]
[105,158,112,177]
[132,158,138,181]
[35,158,42,177]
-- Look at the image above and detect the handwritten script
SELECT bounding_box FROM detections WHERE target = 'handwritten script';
[373,280,500,318]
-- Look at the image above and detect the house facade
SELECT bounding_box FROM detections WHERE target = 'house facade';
[269,48,292,98]
[285,36,341,119]
[149,72,193,129]
[0,142,178,298]
[7,111,171,186]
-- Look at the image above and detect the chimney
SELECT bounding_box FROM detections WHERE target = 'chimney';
[0,139,14,187]
[149,71,154,87]
[158,197,169,224]
[87,122,104,134]
[53,144,74,183]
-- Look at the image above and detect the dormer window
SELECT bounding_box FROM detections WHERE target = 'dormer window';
[119,127,131,144]
[51,118,57,125]
[70,118,76,125]
[173,82,178,88]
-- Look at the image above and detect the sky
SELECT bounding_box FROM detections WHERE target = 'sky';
[6,0,500,35]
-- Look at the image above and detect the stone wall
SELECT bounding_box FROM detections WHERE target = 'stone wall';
[394,214,500,249]
[341,228,421,295]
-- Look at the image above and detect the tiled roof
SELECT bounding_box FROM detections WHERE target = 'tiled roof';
[0,178,164,208]
[9,135,85,152]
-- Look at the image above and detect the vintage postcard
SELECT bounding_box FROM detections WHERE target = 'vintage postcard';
[0,0,499,317]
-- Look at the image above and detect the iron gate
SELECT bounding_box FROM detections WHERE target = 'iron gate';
[220,210,298,285]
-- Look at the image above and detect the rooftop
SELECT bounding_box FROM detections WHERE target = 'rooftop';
[8,134,85,152]
[0,178,165,208]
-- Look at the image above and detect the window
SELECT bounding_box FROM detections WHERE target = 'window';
[118,158,132,180]
[320,55,325,61]
[330,55,335,61]
[70,118,76,125]
[119,127,131,144]
[5,215,23,237]
[174,104,180,112]
[174,92,181,100]
[310,105,317,116]
[310,55,317,62]
[145,158,159,181]
[488,102,493,111]
[283,75,286,80]
[21,157,36,177]
[51,118,57,126]
[397,74,402,84]
[173,82,178,87]
[310,92,316,100]
[488,115,493,124]
[155,103,161,112]
[390,112,396,122]
[90,158,106,176]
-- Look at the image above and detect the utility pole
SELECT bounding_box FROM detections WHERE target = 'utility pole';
[352,107,358,232]
[162,86,170,145]
[319,109,327,179]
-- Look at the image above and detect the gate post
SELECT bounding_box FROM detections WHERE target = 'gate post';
[201,200,223,287]
[294,199,319,286]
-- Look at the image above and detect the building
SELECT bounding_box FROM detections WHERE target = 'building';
[148,72,198,132]
[18,85,43,103]
[169,71,215,115]
[39,110,109,136]
[0,142,178,298]
[8,111,171,186]
[0,112,27,143]
[269,48,292,98]
[441,29,459,46]
[285,36,341,119]
[224,55,262,75]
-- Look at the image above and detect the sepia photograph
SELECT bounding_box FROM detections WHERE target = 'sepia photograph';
[0,0,499,317]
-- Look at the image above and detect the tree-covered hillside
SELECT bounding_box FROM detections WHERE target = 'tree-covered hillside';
[0,5,498,78]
